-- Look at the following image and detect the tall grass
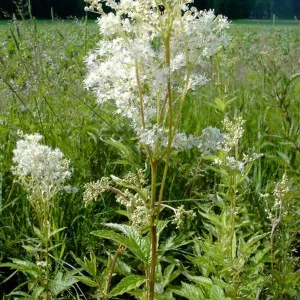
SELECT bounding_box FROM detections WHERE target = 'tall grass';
[0,17,299,299]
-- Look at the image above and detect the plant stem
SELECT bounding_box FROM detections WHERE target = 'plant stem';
[148,161,158,300]
[270,222,278,270]
[148,225,157,300]
[44,220,50,300]
[105,245,123,299]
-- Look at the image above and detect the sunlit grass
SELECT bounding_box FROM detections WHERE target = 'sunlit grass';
[0,17,299,298]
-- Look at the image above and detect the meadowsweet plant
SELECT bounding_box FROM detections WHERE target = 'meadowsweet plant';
[262,173,300,297]
[203,115,265,298]
[83,1,229,298]
[7,132,75,298]
[12,132,71,226]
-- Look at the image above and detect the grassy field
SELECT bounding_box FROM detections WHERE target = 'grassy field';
[0,16,299,299]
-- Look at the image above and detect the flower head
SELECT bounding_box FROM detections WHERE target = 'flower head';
[12,133,71,199]
[84,1,229,150]
[222,116,245,152]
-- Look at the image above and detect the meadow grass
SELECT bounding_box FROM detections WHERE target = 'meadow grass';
[0,18,299,299]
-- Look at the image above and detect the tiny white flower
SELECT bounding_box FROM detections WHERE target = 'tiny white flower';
[214,158,222,165]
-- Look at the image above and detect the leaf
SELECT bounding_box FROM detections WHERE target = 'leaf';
[9,291,31,297]
[91,229,129,246]
[290,72,300,82]
[162,264,175,287]
[33,226,43,240]
[109,275,146,297]
[185,274,213,287]
[51,271,78,295]
[114,256,131,275]
[104,139,141,168]
[104,223,136,237]
[49,227,67,238]
[199,211,222,228]
[275,150,290,164]
[156,220,169,235]
[0,259,42,278]
[22,245,41,255]
[159,231,194,253]
[210,285,225,300]
[246,233,268,248]
[31,287,45,299]
[173,282,204,300]
[160,289,176,300]
[74,276,99,287]
[71,251,97,277]
[93,225,150,262]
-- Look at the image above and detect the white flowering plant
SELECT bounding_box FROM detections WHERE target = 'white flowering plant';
[83,1,229,299]
[6,132,77,298]
[12,132,71,223]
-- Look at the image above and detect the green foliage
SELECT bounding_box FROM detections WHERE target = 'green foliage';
[0,18,299,300]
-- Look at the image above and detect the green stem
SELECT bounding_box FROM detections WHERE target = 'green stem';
[105,245,123,299]
[156,32,173,217]
[270,222,279,272]
[148,225,157,300]
[44,220,50,300]
[231,141,240,299]
[148,6,175,300]
[148,161,157,300]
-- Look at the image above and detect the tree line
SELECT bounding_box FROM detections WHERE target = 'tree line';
[0,0,300,20]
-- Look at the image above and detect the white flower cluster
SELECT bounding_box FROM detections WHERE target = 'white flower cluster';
[222,116,245,152]
[171,205,196,230]
[273,172,289,209]
[116,188,150,227]
[84,0,229,150]
[197,126,225,155]
[12,133,71,200]
[83,177,111,206]
[84,170,150,227]
[263,173,290,224]
[211,116,263,173]
[138,125,225,153]
[214,151,263,174]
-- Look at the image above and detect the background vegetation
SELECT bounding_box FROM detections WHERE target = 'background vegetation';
[0,3,299,299]
[0,0,300,19]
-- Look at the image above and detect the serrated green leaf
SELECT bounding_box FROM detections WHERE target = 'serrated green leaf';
[9,291,31,297]
[51,271,78,295]
[246,233,268,248]
[173,282,204,300]
[71,251,97,277]
[100,224,151,262]
[33,226,43,240]
[0,259,42,278]
[210,285,225,300]
[109,275,146,297]
[162,264,175,287]
[185,274,213,286]
[10,258,38,269]
[91,229,129,246]
[160,289,176,300]
[74,276,99,287]
[114,256,131,275]
[31,287,45,299]
[22,245,41,255]
[160,231,194,253]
